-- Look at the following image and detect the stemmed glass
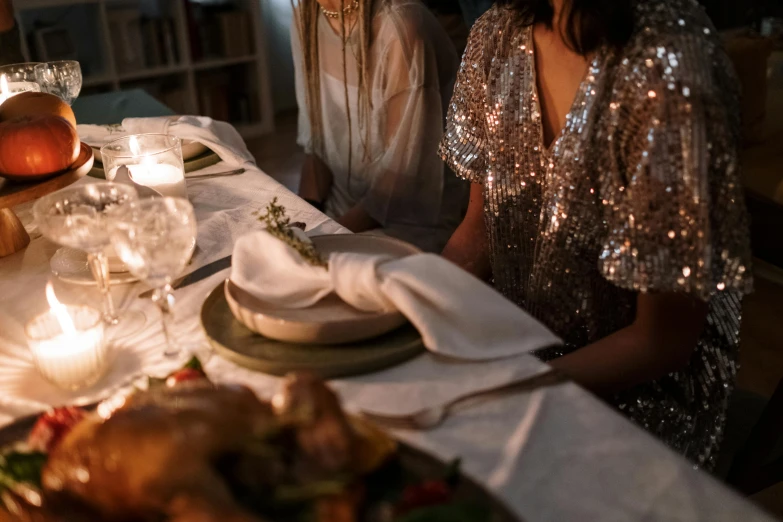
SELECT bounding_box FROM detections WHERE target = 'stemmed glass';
[34,61,83,106]
[109,197,197,358]
[33,182,146,336]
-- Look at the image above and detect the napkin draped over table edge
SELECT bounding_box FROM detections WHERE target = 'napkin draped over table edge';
[77,115,256,168]
[230,230,562,361]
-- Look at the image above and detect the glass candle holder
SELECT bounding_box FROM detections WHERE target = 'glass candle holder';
[101,134,187,199]
[0,62,43,105]
[26,305,108,391]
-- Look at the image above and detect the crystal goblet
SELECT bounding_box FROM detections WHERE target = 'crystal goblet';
[33,182,145,336]
[34,61,83,106]
[109,197,197,357]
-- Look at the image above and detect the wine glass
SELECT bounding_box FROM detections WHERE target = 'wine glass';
[33,182,146,336]
[34,61,82,105]
[109,198,197,358]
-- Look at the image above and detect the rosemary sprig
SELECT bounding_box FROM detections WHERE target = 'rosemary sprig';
[256,198,327,269]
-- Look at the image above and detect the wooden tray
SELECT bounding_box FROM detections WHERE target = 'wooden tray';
[0,142,94,209]
[0,143,93,257]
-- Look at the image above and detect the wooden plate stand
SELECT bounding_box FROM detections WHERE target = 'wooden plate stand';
[0,143,94,258]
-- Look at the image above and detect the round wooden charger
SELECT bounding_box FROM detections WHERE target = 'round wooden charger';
[201,281,425,379]
[0,143,94,209]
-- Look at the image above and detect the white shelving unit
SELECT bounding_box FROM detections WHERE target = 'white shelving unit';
[14,0,275,137]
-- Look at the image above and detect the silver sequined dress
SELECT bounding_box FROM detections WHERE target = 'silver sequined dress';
[439,0,752,468]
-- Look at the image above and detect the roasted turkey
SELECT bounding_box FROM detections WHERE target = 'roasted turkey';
[1,373,393,521]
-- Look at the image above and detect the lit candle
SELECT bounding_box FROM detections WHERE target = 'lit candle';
[124,135,188,199]
[26,283,108,390]
[127,163,188,199]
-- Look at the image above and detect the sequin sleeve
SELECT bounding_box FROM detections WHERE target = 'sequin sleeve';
[598,32,752,301]
[438,14,490,183]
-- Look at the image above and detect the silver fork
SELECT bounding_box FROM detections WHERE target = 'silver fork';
[359,368,566,430]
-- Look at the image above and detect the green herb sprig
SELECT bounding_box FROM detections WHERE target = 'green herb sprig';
[256,198,327,269]
[0,451,47,494]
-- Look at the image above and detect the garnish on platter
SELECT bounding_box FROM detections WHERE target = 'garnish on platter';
[255,197,327,269]
[0,360,488,521]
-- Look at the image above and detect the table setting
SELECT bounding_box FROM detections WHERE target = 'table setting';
[0,62,777,522]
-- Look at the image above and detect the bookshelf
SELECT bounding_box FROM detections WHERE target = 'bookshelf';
[14,0,275,137]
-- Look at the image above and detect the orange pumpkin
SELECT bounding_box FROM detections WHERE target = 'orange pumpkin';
[0,116,80,178]
[0,92,77,128]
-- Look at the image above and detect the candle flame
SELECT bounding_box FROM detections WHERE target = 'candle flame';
[129,135,142,156]
[45,282,77,336]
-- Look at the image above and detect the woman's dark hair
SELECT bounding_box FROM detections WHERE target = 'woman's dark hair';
[496,0,635,55]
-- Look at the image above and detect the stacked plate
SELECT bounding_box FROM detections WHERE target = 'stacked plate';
[201,234,426,378]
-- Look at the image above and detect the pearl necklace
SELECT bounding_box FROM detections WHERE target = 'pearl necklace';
[320,0,359,19]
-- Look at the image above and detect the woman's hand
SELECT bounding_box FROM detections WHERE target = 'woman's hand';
[441,183,491,280]
[549,292,708,396]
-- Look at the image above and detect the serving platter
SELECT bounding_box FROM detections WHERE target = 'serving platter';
[0,403,520,522]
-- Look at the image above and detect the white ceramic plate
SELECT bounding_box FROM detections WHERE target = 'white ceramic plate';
[51,247,139,286]
[225,234,420,345]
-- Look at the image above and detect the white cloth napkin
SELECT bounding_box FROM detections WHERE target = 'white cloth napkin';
[77,116,255,167]
[231,230,561,360]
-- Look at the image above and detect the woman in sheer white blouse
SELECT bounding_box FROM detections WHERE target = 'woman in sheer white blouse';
[291,0,467,252]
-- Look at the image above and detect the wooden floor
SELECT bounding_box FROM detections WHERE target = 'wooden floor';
[247,112,783,519]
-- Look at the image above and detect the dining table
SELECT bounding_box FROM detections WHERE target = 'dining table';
[0,123,776,522]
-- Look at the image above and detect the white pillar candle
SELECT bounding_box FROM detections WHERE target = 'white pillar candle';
[127,163,188,199]
[26,284,108,390]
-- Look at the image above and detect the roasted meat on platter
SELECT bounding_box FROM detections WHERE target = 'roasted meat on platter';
[0,361,468,522]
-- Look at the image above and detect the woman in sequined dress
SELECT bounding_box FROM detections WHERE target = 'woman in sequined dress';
[440,0,752,469]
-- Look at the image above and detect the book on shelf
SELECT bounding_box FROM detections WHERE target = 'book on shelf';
[162,19,179,65]
[109,9,180,73]
[218,12,253,58]
[187,1,254,61]
[142,19,163,68]
[107,9,145,73]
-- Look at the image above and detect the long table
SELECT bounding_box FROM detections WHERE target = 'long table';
[0,150,774,521]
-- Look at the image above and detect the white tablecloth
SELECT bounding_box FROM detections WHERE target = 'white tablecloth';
[0,155,773,522]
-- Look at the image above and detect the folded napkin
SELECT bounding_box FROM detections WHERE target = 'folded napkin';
[78,116,255,167]
[231,231,561,361]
